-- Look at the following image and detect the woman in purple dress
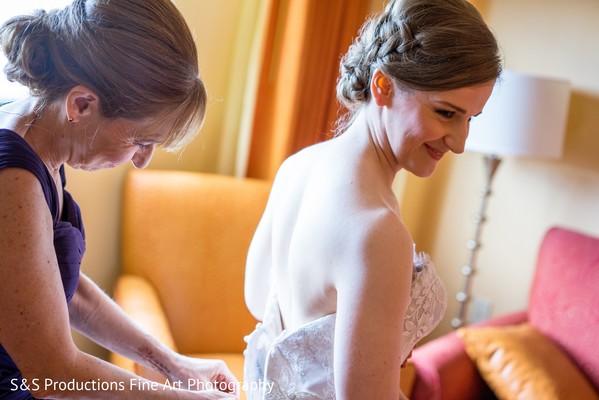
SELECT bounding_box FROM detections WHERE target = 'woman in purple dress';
[0,1,236,399]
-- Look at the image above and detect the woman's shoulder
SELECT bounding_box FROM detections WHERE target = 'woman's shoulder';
[270,143,327,198]
[356,205,411,251]
[0,129,59,221]
[0,129,43,167]
[277,142,325,174]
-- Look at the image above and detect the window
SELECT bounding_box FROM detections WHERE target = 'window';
[0,0,70,102]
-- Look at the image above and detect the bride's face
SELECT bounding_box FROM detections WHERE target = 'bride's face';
[384,80,495,177]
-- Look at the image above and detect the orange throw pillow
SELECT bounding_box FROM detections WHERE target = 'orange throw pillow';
[458,323,598,400]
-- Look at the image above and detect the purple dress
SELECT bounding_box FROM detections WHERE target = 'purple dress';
[0,129,86,399]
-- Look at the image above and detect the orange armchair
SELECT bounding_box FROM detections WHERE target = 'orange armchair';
[109,169,271,396]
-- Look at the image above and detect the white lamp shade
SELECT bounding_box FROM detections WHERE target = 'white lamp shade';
[466,69,571,159]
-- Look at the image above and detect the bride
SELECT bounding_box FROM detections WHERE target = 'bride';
[243,0,501,398]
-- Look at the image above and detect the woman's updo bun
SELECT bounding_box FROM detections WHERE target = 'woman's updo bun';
[1,9,57,96]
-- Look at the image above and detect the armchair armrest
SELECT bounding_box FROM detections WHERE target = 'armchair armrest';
[109,274,177,381]
[401,362,416,396]
[409,311,527,400]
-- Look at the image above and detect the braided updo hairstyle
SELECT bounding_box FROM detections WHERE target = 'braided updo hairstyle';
[337,0,501,127]
[0,0,206,151]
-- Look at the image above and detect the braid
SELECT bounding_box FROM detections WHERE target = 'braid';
[337,3,424,111]
[377,20,420,62]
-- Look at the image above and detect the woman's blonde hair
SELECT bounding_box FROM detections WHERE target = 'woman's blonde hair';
[0,0,206,152]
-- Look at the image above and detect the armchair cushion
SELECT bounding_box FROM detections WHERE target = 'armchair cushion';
[459,323,598,400]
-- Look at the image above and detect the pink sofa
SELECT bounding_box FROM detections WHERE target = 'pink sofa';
[409,226,599,400]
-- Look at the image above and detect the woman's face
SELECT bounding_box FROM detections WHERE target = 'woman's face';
[68,117,170,171]
[385,80,495,177]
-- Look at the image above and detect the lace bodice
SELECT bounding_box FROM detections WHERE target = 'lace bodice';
[243,251,447,399]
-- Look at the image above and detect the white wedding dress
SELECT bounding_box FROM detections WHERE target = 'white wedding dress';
[243,251,447,399]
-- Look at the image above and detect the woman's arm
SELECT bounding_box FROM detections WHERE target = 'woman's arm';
[69,274,238,394]
[332,211,414,399]
[0,168,234,400]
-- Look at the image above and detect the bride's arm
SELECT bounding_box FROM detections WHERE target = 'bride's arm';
[332,213,414,399]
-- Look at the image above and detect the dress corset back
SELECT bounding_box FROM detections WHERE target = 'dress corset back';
[244,250,447,399]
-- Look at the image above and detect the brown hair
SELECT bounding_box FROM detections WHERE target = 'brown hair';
[337,0,501,120]
[0,0,206,151]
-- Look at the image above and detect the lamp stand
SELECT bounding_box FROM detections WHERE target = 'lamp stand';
[451,153,502,329]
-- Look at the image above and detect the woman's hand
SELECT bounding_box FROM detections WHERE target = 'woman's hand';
[167,355,239,397]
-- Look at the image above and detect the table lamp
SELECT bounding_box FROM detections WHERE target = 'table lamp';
[451,69,571,328]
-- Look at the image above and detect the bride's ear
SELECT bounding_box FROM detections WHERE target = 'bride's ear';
[371,69,393,107]
[64,86,100,122]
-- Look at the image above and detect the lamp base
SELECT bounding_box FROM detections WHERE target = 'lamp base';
[452,153,502,329]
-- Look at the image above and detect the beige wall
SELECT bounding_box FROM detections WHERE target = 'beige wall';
[398,0,599,338]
